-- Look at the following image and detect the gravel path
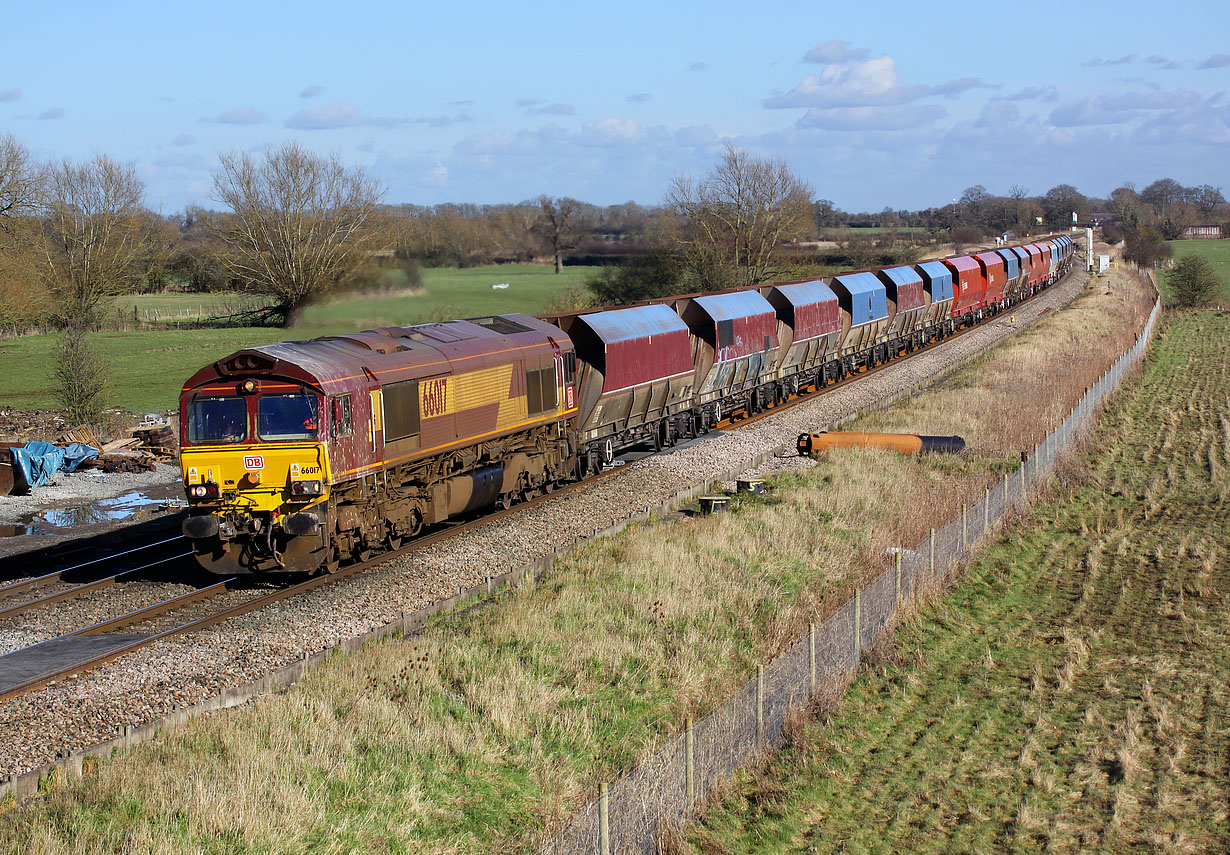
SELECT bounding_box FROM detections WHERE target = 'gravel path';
[0,271,1092,777]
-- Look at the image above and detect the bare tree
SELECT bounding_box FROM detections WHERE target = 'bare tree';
[41,155,151,422]
[667,142,814,288]
[535,195,580,274]
[0,134,43,230]
[42,155,151,328]
[212,143,385,324]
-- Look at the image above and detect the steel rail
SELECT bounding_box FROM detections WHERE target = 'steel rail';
[0,265,1077,703]
[0,552,195,622]
[0,536,187,599]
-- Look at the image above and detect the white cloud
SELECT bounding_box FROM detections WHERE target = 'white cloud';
[286,101,362,129]
[1048,98,1138,127]
[975,100,1022,127]
[171,133,196,147]
[625,93,653,103]
[1083,54,1136,67]
[765,56,986,110]
[1004,86,1057,102]
[1199,54,1230,69]
[527,103,574,116]
[284,101,471,130]
[213,107,266,125]
[38,107,65,120]
[803,40,869,64]
[579,118,642,146]
[0,88,19,102]
[797,104,942,131]
[1049,89,1201,126]
[1134,100,1230,145]
[300,85,323,98]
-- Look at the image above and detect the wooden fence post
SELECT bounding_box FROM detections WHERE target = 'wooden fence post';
[756,665,765,750]
[853,591,861,660]
[808,623,816,694]
[599,783,609,855]
[929,528,935,575]
[685,719,695,809]
[894,551,902,602]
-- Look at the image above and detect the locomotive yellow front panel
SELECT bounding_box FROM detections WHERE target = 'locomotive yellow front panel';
[181,442,331,514]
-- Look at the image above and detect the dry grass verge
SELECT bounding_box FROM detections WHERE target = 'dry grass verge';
[0,266,1154,854]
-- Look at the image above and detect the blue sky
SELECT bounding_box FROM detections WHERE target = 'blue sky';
[3,0,1227,213]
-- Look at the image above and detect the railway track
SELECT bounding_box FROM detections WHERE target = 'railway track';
[0,269,1076,704]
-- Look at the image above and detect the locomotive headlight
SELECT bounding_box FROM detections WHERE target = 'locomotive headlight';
[189,482,220,500]
[289,479,323,498]
[241,379,258,394]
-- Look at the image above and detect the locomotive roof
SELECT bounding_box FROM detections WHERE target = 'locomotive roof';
[181,313,564,394]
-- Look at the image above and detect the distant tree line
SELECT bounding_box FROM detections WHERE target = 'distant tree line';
[2,127,1227,417]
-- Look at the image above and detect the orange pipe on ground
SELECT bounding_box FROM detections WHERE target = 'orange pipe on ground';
[796,432,966,456]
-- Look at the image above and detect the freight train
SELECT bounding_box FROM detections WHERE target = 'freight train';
[179,236,1076,574]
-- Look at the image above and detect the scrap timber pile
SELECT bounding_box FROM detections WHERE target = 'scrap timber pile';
[0,419,178,494]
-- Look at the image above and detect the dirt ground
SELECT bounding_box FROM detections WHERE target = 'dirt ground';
[0,407,184,561]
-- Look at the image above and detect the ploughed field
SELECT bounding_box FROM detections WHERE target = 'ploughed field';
[686,310,1230,854]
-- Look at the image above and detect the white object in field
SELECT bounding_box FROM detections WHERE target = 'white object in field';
[1098,254,1111,273]
[491,283,510,290]
[1086,227,1095,270]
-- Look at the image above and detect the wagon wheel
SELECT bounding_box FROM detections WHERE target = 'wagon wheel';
[323,543,341,575]
[659,419,674,449]
[385,524,403,551]
[498,492,515,511]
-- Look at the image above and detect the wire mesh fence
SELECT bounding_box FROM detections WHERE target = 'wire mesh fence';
[540,298,1161,855]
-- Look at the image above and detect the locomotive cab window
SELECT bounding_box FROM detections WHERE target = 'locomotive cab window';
[526,366,557,416]
[332,394,353,438]
[257,393,320,441]
[564,351,576,382]
[188,396,247,444]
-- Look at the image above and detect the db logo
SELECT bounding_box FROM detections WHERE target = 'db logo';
[243,455,265,470]
[565,385,575,409]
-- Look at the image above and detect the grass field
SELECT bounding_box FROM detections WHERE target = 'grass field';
[0,271,1158,853]
[1165,239,1230,301]
[0,264,592,414]
[685,311,1230,854]
[296,263,595,331]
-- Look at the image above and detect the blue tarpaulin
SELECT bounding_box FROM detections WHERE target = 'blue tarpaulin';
[9,441,99,488]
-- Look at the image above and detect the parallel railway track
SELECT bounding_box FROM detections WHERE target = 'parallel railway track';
[0,267,1075,703]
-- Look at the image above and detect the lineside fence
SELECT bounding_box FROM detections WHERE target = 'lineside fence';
[539,295,1162,855]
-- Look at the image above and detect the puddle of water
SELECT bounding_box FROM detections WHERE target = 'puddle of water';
[1,491,170,537]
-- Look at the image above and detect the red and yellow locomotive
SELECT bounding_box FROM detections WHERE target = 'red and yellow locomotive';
[179,314,578,574]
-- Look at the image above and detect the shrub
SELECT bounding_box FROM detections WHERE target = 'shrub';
[1166,255,1221,307]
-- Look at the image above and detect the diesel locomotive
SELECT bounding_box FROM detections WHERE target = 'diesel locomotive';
[179,236,1076,574]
